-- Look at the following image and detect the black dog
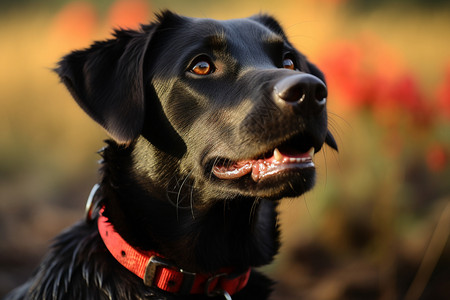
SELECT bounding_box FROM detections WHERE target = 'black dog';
[5,11,337,300]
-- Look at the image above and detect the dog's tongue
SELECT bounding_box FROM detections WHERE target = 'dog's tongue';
[213,148,315,182]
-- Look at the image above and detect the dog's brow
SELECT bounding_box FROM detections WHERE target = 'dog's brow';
[205,33,227,50]
[263,34,284,45]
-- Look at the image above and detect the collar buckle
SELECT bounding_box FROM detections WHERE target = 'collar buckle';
[144,255,196,294]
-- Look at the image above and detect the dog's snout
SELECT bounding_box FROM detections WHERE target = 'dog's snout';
[273,74,327,112]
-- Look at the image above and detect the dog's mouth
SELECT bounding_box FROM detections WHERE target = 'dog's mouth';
[213,147,314,182]
[209,135,319,183]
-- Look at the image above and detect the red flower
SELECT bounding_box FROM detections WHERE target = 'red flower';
[317,41,369,110]
[385,72,431,126]
[318,36,432,127]
[107,0,151,29]
[50,1,98,46]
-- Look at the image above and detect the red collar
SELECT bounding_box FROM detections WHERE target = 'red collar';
[97,208,251,297]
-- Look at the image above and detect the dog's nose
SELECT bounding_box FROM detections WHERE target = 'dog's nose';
[274,74,327,112]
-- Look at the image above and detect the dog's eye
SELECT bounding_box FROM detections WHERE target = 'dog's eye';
[190,58,215,76]
[192,61,211,75]
[283,58,295,70]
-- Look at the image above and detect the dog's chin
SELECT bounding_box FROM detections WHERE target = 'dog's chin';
[207,166,317,199]
[252,167,317,199]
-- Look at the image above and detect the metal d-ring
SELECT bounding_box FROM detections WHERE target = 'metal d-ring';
[204,272,233,299]
[85,183,100,222]
[220,291,232,300]
[208,290,232,300]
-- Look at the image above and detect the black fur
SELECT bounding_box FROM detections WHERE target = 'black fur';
[5,11,337,300]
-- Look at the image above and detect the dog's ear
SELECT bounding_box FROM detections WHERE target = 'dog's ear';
[325,131,338,151]
[306,61,326,84]
[56,25,157,144]
[250,14,286,37]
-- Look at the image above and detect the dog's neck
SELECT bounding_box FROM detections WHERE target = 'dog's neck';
[98,141,280,274]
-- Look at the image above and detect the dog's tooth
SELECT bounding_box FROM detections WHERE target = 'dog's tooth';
[273,148,283,162]
[251,163,261,182]
[308,147,315,159]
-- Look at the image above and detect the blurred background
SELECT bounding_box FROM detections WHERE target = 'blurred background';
[0,0,449,299]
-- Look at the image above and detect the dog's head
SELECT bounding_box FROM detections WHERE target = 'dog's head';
[57,11,337,203]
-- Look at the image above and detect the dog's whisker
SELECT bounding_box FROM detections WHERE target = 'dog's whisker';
[166,174,195,211]
[190,183,195,219]
[328,111,349,147]
[321,143,329,188]
[176,170,195,219]
[302,191,313,221]
[209,156,221,180]
[249,197,261,225]
[187,166,197,220]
